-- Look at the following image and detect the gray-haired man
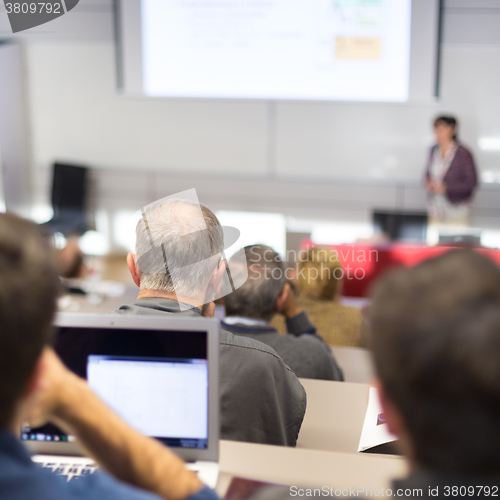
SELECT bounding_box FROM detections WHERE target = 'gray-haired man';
[116,199,306,446]
[222,245,343,381]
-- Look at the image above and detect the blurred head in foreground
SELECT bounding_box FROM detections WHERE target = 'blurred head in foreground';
[0,213,59,429]
[369,250,500,475]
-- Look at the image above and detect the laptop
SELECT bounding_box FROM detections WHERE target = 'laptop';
[22,313,220,488]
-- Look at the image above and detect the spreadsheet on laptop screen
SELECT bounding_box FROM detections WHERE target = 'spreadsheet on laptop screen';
[22,327,209,449]
[87,356,208,442]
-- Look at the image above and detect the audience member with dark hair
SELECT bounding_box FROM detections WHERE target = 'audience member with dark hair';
[116,200,306,446]
[56,237,87,278]
[223,245,343,381]
[370,250,500,478]
[0,213,217,500]
[250,250,500,499]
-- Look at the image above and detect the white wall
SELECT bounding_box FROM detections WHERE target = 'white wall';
[23,0,500,183]
[28,42,269,178]
[3,0,500,251]
[0,43,32,217]
[25,40,500,184]
[0,144,5,212]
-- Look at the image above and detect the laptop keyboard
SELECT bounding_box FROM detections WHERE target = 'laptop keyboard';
[33,455,97,482]
[32,456,215,487]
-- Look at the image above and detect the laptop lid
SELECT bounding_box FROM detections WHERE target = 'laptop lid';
[23,313,220,463]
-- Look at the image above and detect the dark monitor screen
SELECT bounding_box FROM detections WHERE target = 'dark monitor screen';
[373,210,428,242]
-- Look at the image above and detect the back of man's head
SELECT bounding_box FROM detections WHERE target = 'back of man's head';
[0,213,59,428]
[369,250,500,475]
[225,245,286,321]
[135,199,223,299]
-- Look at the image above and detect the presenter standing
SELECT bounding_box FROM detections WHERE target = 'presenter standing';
[424,116,478,230]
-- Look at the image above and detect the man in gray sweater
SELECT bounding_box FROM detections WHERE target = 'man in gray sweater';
[222,245,343,381]
[115,198,306,446]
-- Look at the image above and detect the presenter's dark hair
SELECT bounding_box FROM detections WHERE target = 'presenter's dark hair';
[434,115,458,140]
[369,250,500,475]
[0,213,60,428]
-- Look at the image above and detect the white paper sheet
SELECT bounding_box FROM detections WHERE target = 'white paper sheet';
[358,387,398,452]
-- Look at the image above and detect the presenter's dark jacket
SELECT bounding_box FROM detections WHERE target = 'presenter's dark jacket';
[222,312,344,381]
[116,298,307,447]
[0,429,217,500]
[425,144,478,204]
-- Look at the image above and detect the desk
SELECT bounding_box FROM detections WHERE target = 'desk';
[217,440,407,498]
[297,380,370,453]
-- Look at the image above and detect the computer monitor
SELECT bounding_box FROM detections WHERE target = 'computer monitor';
[373,210,428,242]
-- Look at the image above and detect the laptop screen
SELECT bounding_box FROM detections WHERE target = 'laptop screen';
[22,326,209,449]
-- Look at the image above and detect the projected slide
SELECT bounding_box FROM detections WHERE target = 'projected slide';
[141,0,412,102]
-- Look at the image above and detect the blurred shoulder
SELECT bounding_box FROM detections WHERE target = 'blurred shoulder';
[220,327,288,362]
[457,143,474,159]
